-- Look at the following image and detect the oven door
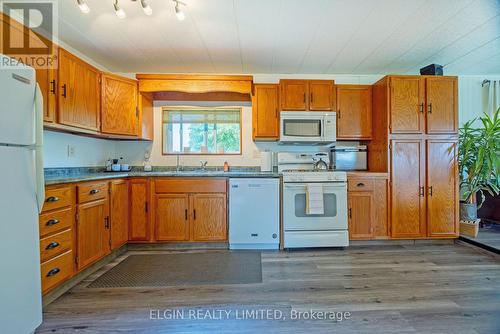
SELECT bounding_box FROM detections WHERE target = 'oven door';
[283,182,348,230]
[280,117,324,142]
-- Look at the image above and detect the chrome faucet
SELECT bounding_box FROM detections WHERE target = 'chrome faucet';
[176,155,182,172]
[200,160,208,171]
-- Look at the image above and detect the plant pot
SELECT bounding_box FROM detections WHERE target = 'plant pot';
[460,202,478,220]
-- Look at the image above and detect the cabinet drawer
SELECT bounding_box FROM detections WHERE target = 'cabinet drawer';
[39,207,74,237]
[78,182,109,203]
[41,250,73,294]
[43,186,74,212]
[348,178,374,192]
[155,178,227,194]
[40,229,73,263]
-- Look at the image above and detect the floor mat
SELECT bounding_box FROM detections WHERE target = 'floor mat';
[87,252,262,288]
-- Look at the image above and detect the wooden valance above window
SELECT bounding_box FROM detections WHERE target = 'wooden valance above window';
[136,74,254,96]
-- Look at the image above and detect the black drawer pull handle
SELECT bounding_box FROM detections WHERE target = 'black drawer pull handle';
[50,79,56,94]
[46,268,60,277]
[46,196,59,203]
[356,183,365,187]
[45,242,60,250]
[89,189,100,195]
[62,84,67,98]
[193,209,196,220]
[46,219,59,226]
[185,209,188,220]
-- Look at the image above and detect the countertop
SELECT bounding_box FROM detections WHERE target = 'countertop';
[44,168,281,185]
[346,171,389,178]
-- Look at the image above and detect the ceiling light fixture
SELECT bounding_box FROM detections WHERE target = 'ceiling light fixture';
[76,0,90,14]
[114,0,126,19]
[140,0,153,16]
[173,0,186,21]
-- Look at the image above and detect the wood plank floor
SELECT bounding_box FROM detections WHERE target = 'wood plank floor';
[36,243,500,334]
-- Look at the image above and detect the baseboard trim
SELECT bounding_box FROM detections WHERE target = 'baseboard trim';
[42,245,127,307]
[349,239,456,246]
[127,242,229,251]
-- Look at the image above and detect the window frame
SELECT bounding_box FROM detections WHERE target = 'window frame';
[161,106,243,156]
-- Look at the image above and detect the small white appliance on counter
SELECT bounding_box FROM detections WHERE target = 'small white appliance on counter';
[0,55,44,333]
[260,151,273,172]
[280,111,336,143]
[229,178,280,249]
[278,152,348,248]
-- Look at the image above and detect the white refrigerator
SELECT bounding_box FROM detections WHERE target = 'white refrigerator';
[0,55,45,333]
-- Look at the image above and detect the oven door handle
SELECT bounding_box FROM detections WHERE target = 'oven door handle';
[284,183,346,189]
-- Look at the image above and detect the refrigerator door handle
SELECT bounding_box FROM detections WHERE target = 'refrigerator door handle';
[34,84,45,213]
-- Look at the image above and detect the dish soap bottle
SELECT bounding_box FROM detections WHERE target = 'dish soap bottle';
[143,151,152,172]
[223,161,229,172]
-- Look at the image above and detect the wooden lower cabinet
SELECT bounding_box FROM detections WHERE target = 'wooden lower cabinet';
[426,140,459,237]
[40,250,73,294]
[191,193,227,241]
[347,175,389,240]
[348,192,374,239]
[76,198,110,270]
[155,194,190,241]
[110,179,129,249]
[154,178,228,242]
[390,138,458,239]
[129,179,151,241]
[390,139,426,238]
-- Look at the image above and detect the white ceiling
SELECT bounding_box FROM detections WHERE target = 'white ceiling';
[53,0,500,74]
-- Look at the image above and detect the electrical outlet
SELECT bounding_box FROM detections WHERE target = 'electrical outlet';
[67,145,75,157]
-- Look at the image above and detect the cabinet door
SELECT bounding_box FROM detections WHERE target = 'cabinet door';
[129,179,150,241]
[77,199,109,270]
[101,73,138,136]
[390,77,424,134]
[348,192,374,239]
[155,194,189,241]
[191,194,227,241]
[336,85,372,139]
[35,43,58,123]
[390,139,426,238]
[58,48,101,131]
[309,80,334,111]
[425,77,458,134]
[280,80,308,110]
[427,140,459,237]
[110,179,129,249]
[252,84,279,140]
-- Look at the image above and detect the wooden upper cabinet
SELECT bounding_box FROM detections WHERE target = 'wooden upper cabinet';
[389,76,424,134]
[129,179,150,241]
[110,179,129,250]
[425,77,458,134]
[336,85,372,139]
[191,193,227,241]
[426,140,459,237]
[348,192,374,239]
[58,48,101,131]
[155,194,189,241]
[390,139,426,238]
[280,80,308,110]
[138,93,154,141]
[252,84,279,140]
[77,198,109,270]
[101,73,139,136]
[309,80,334,111]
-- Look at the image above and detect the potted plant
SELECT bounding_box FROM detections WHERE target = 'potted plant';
[458,107,500,220]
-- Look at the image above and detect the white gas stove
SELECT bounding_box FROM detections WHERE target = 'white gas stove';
[278,152,349,248]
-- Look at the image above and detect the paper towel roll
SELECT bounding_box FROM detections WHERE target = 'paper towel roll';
[260,151,273,172]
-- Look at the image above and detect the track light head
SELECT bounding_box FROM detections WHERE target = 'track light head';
[114,0,126,19]
[76,0,90,14]
[140,0,153,16]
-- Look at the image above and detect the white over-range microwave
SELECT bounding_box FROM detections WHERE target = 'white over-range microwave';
[280,112,336,143]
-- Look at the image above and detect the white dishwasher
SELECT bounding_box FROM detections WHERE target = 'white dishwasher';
[229,178,280,250]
